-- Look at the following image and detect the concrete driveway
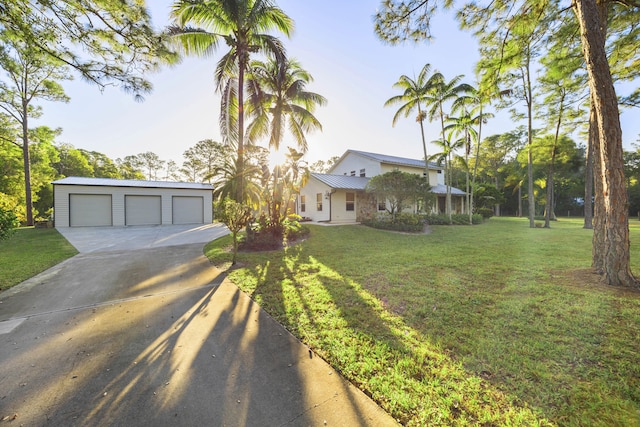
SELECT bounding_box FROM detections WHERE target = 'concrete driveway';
[0,225,397,426]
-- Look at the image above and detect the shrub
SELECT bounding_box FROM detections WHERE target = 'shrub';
[424,213,483,225]
[363,213,425,232]
[244,212,308,250]
[0,208,19,241]
[475,207,494,219]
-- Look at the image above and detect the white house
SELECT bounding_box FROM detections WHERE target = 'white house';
[298,150,466,223]
[52,177,213,227]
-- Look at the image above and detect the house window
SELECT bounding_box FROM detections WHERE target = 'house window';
[378,199,386,211]
[437,169,442,174]
[350,170,356,176]
[316,193,323,211]
[300,195,306,213]
[346,192,355,211]
[359,169,366,177]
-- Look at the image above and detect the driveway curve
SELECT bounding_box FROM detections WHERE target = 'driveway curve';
[0,225,397,426]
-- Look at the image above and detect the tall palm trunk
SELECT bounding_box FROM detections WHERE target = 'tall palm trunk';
[236,55,246,203]
[418,105,429,187]
[471,103,483,220]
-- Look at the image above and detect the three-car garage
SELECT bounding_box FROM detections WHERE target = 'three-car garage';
[53,177,213,227]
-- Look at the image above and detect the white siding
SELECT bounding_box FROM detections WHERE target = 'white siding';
[379,164,441,185]
[330,153,381,177]
[298,176,331,222]
[54,183,213,227]
[330,190,357,223]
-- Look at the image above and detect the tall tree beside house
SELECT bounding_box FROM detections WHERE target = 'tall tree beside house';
[0,29,71,226]
[246,56,326,154]
[429,135,465,223]
[366,170,431,218]
[0,0,178,99]
[445,87,493,223]
[170,0,294,202]
[384,63,440,184]
[422,72,473,177]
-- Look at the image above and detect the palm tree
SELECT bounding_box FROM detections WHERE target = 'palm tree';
[424,72,473,163]
[445,89,493,222]
[429,136,465,223]
[246,56,326,154]
[384,63,440,185]
[170,0,293,202]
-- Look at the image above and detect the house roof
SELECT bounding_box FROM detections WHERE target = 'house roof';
[52,176,213,190]
[329,149,441,173]
[310,173,466,195]
[310,173,370,190]
[430,184,466,196]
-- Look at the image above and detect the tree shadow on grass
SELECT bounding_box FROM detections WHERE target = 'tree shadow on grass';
[238,242,548,425]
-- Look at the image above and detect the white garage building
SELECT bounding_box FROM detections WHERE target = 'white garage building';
[52,177,213,227]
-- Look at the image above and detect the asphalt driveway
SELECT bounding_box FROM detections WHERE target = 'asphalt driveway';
[0,225,397,426]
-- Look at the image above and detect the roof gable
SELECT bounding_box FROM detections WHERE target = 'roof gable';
[328,149,440,173]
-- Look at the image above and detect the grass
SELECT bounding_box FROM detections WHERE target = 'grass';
[205,217,640,426]
[0,227,78,291]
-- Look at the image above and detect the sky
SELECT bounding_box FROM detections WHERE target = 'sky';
[36,0,640,170]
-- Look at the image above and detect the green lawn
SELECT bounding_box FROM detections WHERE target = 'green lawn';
[0,227,78,291]
[205,217,640,426]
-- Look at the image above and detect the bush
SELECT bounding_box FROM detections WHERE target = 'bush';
[424,213,483,225]
[244,212,308,250]
[363,213,425,232]
[0,208,19,240]
[475,207,494,219]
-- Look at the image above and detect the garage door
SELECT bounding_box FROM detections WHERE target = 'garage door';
[70,194,112,227]
[172,196,204,224]
[125,195,162,226]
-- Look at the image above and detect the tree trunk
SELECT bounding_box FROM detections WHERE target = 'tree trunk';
[236,58,246,203]
[590,106,605,272]
[470,103,483,220]
[584,123,594,229]
[574,0,637,287]
[418,105,430,186]
[22,99,33,226]
[525,56,535,228]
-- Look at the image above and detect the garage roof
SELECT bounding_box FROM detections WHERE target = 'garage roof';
[52,176,213,190]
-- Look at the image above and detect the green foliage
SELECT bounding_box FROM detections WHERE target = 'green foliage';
[363,213,425,232]
[0,207,19,240]
[425,213,483,225]
[1,0,178,98]
[246,56,326,153]
[367,169,431,215]
[473,182,505,211]
[475,207,494,219]
[216,198,252,265]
